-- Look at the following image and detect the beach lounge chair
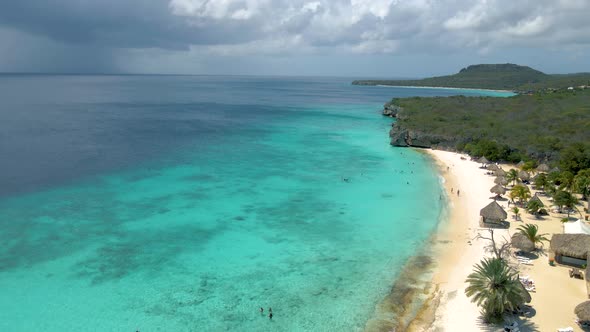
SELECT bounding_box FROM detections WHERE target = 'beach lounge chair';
[557,327,574,332]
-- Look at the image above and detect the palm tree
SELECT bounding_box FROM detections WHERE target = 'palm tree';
[553,190,579,218]
[533,173,548,191]
[506,169,519,186]
[573,169,590,200]
[558,171,575,192]
[511,206,520,221]
[517,224,549,249]
[526,199,543,217]
[509,184,531,204]
[465,258,526,323]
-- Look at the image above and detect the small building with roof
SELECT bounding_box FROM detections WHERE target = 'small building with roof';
[549,233,590,266]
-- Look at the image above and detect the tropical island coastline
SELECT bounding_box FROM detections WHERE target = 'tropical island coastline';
[361,64,590,331]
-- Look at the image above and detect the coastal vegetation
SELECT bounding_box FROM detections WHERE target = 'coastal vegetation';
[517,224,549,249]
[353,63,590,92]
[388,88,590,168]
[384,87,590,205]
[465,257,527,323]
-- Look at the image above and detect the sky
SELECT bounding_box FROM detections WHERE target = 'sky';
[0,0,589,77]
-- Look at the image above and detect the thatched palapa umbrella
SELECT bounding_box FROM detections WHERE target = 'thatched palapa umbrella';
[490,184,507,196]
[518,281,532,303]
[518,170,530,181]
[480,201,508,223]
[537,163,550,173]
[512,233,535,252]
[495,168,506,176]
[494,176,508,186]
[529,194,544,207]
[575,301,590,323]
[487,164,500,171]
[478,156,490,166]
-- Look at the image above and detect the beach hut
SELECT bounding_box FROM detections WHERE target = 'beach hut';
[512,233,535,252]
[549,234,590,267]
[575,301,590,323]
[480,201,508,227]
[537,163,550,173]
[490,184,507,197]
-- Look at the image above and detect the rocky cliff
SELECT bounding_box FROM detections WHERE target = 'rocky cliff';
[382,101,455,149]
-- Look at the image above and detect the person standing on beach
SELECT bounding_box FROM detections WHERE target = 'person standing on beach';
[457,190,460,196]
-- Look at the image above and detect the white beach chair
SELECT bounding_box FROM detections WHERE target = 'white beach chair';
[557,327,574,332]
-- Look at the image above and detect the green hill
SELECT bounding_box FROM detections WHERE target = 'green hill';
[353,64,590,91]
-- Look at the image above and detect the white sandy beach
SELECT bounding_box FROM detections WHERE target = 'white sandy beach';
[419,150,589,332]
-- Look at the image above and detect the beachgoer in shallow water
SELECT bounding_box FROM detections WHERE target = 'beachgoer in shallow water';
[269,312,273,320]
[269,307,272,313]
[260,307,264,314]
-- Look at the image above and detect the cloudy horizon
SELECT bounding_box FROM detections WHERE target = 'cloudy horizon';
[1,0,589,77]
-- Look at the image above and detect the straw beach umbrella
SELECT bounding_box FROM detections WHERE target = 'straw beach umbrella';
[575,301,590,323]
[512,233,535,252]
[480,201,508,223]
[478,156,490,166]
[494,176,508,186]
[518,170,530,182]
[490,184,507,196]
[487,164,500,171]
[518,281,532,303]
[495,168,506,177]
[537,163,550,173]
[529,194,544,207]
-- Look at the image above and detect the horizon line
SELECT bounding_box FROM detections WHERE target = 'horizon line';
[0,72,418,80]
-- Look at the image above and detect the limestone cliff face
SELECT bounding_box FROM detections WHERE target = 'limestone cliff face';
[382,102,403,118]
[388,123,457,149]
[385,102,456,149]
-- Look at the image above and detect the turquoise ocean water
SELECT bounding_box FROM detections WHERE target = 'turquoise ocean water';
[0,76,512,331]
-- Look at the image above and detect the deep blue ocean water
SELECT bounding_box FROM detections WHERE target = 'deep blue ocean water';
[0,75,512,331]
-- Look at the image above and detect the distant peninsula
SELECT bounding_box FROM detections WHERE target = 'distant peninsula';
[353,63,590,92]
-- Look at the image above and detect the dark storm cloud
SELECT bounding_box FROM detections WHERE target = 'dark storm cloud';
[0,0,589,74]
[0,0,261,50]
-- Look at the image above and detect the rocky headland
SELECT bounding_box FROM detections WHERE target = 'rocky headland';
[382,101,455,150]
